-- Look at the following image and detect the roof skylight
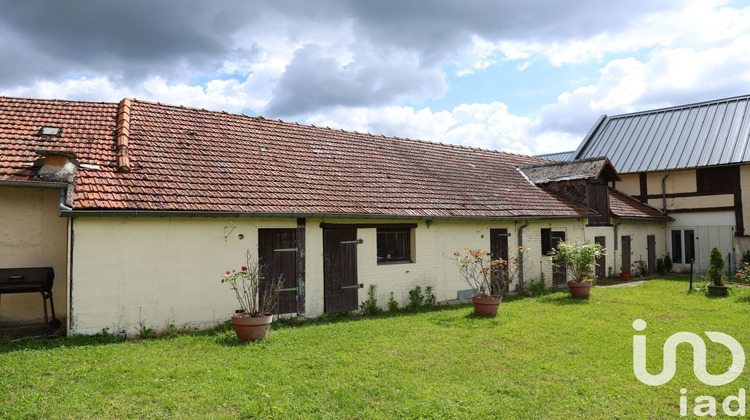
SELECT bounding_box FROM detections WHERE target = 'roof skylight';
[38,126,62,137]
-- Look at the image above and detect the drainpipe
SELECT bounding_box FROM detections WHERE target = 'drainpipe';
[517,220,530,290]
[613,218,623,274]
[59,188,72,211]
[661,171,671,214]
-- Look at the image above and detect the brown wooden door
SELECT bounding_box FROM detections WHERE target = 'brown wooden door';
[323,228,359,313]
[595,236,606,282]
[647,235,656,274]
[490,229,510,293]
[551,231,567,285]
[621,235,631,274]
[258,229,298,314]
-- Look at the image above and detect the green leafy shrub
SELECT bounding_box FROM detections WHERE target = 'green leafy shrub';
[360,284,382,315]
[550,240,604,283]
[387,292,399,311]
[656,257,666,275]
[705,247,726,286]
[408,286,424,309]
[527,273,547,296]
[424,286,436,307]
[664,254,673,272]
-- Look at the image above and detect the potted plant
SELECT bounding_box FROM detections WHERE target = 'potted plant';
[706,247,728,297]
[221,251,283,342]
[619,250,630,281]
[453,249,506,316]
[550,240,604,299]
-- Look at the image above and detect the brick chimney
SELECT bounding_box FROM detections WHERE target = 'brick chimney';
[33,149,78,209]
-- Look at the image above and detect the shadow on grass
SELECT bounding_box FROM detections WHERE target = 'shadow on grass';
[0,331,125,354]
[535,290,590,306]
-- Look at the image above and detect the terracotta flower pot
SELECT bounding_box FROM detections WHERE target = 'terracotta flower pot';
[230,313,273,342]
[567,281,591,299]
[619,273,630,281]
[471,295,502,316]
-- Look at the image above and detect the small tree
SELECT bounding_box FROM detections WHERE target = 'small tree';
[550,240,604,283]
[705,247,726,286]
[221,251,283,317]
[453,249,506,298]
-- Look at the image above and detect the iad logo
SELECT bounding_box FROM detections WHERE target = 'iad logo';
[632,319,744,386]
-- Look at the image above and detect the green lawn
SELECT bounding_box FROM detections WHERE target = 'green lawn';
[2,277,749,419]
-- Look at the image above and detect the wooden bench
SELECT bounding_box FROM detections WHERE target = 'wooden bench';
[0,267,60,327]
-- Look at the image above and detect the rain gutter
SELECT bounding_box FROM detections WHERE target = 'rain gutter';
[0,180,67,189]
[59,210,591,221]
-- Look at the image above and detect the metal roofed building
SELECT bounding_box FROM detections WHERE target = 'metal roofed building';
[535,150,575,161]
[572,94,750,272]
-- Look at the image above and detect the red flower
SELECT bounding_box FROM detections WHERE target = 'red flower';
[225,271,230,275]
[241,265,248,271]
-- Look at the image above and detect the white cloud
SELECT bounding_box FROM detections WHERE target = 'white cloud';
[305,102,534,154]
[535,32,750,149]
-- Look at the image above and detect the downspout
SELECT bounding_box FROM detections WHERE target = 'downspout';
[517,220,530,290]
[661,171,671,214]
[59,188,72,211]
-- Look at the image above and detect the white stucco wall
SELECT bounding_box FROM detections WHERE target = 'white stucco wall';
[70,216,602,335]
[0,186,68,324]
[68,214,668,336]
[69,217,297,335]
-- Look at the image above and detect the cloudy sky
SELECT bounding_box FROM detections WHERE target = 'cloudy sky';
[1,0,749,155]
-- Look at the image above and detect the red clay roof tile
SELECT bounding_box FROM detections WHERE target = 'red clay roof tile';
[609,188,672,221]
[1,96,599,219]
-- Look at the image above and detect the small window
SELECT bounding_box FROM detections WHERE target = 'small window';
[377,229,411,263]
[671,229,695,264]
[541,228,552,255]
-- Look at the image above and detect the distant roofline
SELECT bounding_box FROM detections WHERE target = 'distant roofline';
[605,93,750,120]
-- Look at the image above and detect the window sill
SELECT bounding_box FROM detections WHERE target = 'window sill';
[377,260,414,265]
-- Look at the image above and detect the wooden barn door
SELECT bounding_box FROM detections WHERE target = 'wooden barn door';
[621,236,631,274]
[490,229,510,293]
[323,228,359,313]
[258,229,298,314]
[595,236,606,282]
[647,235,656,274]
[551,231,567,285]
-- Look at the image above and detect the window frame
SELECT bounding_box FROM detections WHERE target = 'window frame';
[377,228,412,264]
[670,228,695,264]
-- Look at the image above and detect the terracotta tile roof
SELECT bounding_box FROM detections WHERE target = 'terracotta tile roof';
[0,97,117,183]
[0,96,596,219]
[608,188,672,221]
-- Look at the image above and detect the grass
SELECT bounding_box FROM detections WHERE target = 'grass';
[2,277,750,419]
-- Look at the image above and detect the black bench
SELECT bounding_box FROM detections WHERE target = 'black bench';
[0,267,60,327]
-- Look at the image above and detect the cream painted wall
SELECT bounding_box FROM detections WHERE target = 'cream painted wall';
[615,221,668,276]
[70,217,297,335]
[0,186,68,324]
[616,174,640,196]
[70,216,600,335]
[68,213,668,335]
